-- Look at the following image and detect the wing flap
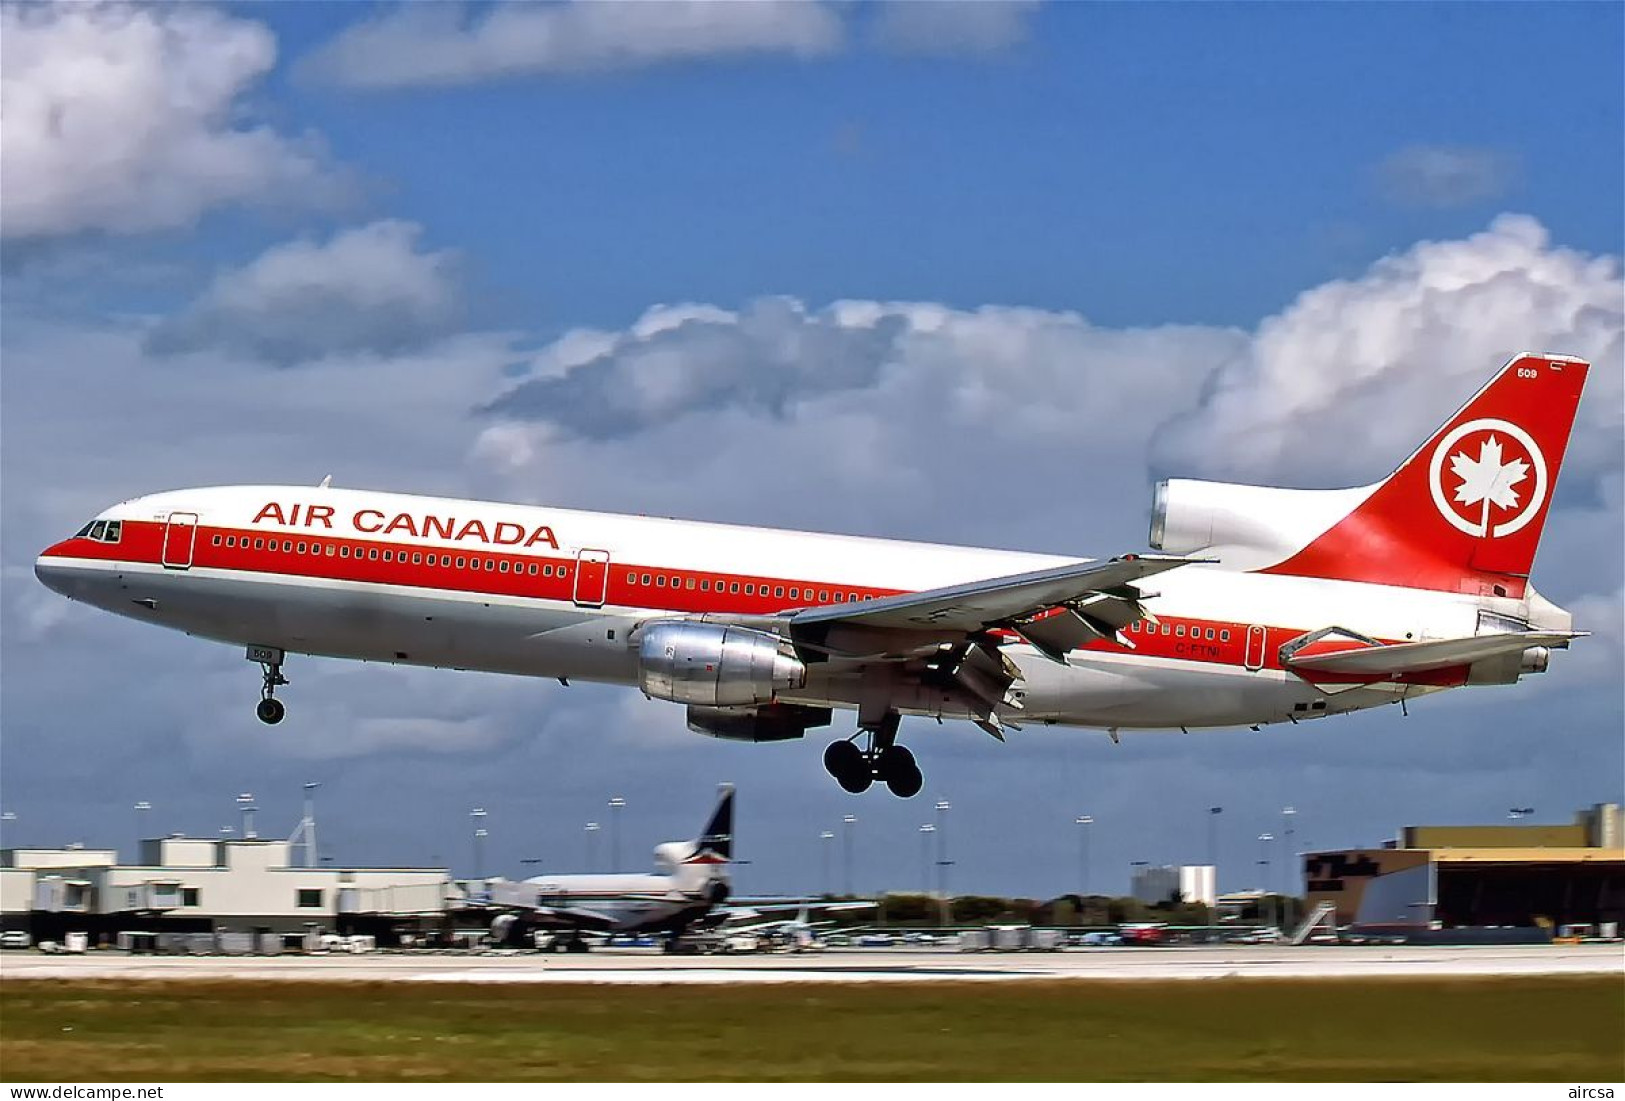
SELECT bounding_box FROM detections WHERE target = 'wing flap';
[1285,631,1581,675]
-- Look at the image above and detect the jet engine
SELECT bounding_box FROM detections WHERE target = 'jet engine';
[638,622,806,707]
[686,702,833,743]
[1149,478,1370,561]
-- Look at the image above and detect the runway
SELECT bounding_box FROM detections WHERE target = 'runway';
[4,944,1620,984]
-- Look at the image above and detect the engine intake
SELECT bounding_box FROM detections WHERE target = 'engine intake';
[638,622,806,707]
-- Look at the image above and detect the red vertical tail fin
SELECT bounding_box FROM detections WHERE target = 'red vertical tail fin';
[1263,352,1589,596]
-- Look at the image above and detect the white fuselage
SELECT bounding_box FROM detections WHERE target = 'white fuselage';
[35,484,1550,734]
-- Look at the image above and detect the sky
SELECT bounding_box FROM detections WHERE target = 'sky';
[1,0,1621,899]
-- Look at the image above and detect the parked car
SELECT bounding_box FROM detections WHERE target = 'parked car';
[0,931,32,950]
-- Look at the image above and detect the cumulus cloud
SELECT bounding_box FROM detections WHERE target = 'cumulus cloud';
[145,221,462,365]
[1152,214,1623,489]
[0,4,341,240]
[869,0,1042,55]
[300,0,844,90]
[1375,144,1519,209]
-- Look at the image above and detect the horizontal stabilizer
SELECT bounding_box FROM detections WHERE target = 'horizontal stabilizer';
[1285,631,1581,676]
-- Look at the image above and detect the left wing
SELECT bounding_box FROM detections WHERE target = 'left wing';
[790,554,1201,660]
[785,554,1204,738]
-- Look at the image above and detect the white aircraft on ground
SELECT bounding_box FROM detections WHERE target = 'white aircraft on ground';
[479,785,867,950]
[37,353,1590,797]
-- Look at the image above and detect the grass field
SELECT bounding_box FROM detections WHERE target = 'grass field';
[2,977,1621,1081]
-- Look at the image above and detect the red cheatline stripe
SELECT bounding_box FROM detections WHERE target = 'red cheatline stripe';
[44,522,1421,677]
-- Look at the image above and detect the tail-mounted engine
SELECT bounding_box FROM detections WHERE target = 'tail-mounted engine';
[637,622,806,708]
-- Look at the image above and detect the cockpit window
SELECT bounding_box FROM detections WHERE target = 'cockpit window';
[77,520,123,544]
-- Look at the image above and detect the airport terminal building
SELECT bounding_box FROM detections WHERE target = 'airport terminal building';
[1,836,449,944]
[1303,803,1623,935]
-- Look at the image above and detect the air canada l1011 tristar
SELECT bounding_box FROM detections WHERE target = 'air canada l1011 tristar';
[37,353,1590,797]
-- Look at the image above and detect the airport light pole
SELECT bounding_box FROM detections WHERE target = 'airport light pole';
[236,792,257,839]
[134,802,152,862]
[608,796,626,873]
[934,799,951,924]
[918,824,936,894]
[1207,806,1223,890]
[1281,806,1297,925]
[584,821,601,870]
[294,782,321,869]
[1075,815,1093,899]
[470,808,488,881]
[842,814,857,897]
[1257,832,1274,930]
[819,831,835,897]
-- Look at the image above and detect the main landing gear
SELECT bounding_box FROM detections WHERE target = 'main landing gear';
[248,645,288,725]
[823,714,923,798]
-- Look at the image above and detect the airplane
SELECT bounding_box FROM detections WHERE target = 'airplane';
[36,352,1590,797]
[482,784,735,951]
[477,785,869,951]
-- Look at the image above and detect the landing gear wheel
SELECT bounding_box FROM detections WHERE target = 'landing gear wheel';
[876,745,923,799]
[248,645,289,725]
[255,697,286,725]
[824,740,873,794]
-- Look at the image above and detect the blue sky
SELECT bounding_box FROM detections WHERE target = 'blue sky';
[2,1,1621,896]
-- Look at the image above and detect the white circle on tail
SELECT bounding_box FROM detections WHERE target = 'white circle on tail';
[1428,418,1548,538]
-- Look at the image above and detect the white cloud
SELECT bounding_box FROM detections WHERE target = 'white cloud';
[1153,214,1623,490]
[145,221,462,365]
[300,0,844,90]
[869,0,1042,55]
[1375,144,1518,209]
[0,4,341,239]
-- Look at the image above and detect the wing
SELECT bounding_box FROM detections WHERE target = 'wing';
[1284,631,1582,675]
[786,554,1204,738]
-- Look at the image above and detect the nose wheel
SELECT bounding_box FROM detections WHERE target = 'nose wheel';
[248,645,288,725]
[824,715,923,798]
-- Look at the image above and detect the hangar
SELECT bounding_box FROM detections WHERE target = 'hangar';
[1303,803,1623,935]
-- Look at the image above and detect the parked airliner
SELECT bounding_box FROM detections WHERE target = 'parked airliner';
[36,353,1590,797]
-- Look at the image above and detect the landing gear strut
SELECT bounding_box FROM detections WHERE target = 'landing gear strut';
[823,714,924,798]
[249,645,288,725]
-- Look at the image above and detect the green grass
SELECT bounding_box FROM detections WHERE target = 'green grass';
[2,977,1621,1081]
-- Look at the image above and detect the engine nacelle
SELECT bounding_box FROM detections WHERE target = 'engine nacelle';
[638,622,806,707]
[686,702,833,743]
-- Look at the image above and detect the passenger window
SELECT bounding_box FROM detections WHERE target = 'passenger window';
[368,548,378,560]
[1161,624,1170,636]
[1205,628,1215,640]
[1176,625,1185,637]
[500,561,509,573]
[427,554,437,566]
[1220,630,1231,642]
[255,539,265,550]
[456,557,466,569]
[819,590,828,602]
[627,572,636,584]
[657,576,666,587]
[297,542,307,554]
[745,584,755,595]
[340,546,350,558]
[212,535,222,547]
[529,564,537,575]
[325,545,335,557]
[686,578,695,590]
[774,586,785,598]
[730,582,740,594]
[701,580,710,591]
[385,550,394,562]
[226,536,236,547]
[413,553,422,565]
[558,567,567,579]
[789,588,799,600]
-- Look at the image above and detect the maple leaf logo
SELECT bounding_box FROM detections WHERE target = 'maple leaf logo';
[1449,434,1530,535]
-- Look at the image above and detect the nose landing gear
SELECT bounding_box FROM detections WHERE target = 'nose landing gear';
[823,714,923,798]
[248,645,288,725]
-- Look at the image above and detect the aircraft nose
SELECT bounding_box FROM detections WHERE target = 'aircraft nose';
[35,545,79,599]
